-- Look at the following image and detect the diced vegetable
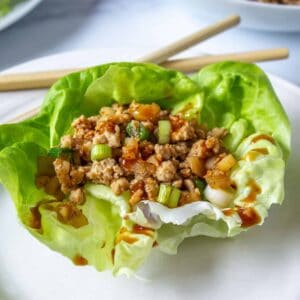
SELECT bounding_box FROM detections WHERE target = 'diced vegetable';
[195,178,206,193]
[158,120,171,144]
[187,156,205,177]
[139,124,150,141]
[157,184,181,208]
[126,121,150,141]
[133,103,161,122]
[216,154,237,172]
[204,185,234,208]
[157,184,172,205]
[91,144,112,161]
[47,147,73,158]
[168,188,181,208]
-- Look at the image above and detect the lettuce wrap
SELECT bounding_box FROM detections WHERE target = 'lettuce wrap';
[0,62,290,275]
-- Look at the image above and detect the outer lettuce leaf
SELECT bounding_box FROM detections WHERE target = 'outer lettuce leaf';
[193,61,290,159]
[0,62,291,272]
[0,0,24,17]
[43,63,201,146]
[0,63,200,275]
[128,133,286,254]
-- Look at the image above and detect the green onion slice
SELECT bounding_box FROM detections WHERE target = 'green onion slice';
[158,120,171,144]
[157,184,172,205]
[168,187,181,208]
[91,144,112,161]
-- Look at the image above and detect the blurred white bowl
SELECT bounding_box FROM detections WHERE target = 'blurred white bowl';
[185,0,300,32]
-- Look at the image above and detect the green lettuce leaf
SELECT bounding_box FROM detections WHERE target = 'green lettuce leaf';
[0,63,200,275]
[0,62,291,273]
[0,0,25,17]
[131,133,285,254]
[193,61,290,160]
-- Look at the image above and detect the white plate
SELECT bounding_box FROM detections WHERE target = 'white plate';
[182,0,300,32]
[0,49,299,300]
[0,0,43,32]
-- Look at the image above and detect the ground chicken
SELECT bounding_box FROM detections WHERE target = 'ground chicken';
[207,127,228,139]
[144,177,159,200]
[172,179,183,189]
[183,179,195,192]
[139,141,154,159]
[48,103,233,210]
[154,143,189,161]
[111,178,129,195]
[69,188,85,205]
[129,189,144,206]
[189,139,207,158]
[179,161,192,178]
[53,159,71,193]
[205,136,221,154]
[60,135,73,148]
[93,125,122,148]
[171,122,196,142]
[155,161,177,182]
[87,158,124,185]
[131,160,156,179]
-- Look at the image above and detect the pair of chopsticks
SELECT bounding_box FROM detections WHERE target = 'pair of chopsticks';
[1,14,289,122]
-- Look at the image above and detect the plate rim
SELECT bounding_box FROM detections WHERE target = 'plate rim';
[0,48,299,300]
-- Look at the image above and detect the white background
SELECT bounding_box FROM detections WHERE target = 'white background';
[0,0,299,85]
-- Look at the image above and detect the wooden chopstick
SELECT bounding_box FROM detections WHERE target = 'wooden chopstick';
[9,106,40,123]
[137,14,240,64]
[161,48,289,72]
[0,15,241,92]
[0,48,289,92]
[7,47,289,123]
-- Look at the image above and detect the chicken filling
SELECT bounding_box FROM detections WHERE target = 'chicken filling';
[36,102,238,210]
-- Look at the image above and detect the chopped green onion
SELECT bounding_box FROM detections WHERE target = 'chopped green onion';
[126,122,137,137]
[168,188,181,208]
[195,179,206,193]
[158,120,171,144]
[91,144,112,161]
[138,124,150,141]
[157,184,172,205]
[126,121,150,141]
[47,147,73,158]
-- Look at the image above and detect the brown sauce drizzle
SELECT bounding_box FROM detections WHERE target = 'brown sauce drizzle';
[243,148,269,162]
[243,179,261,203]
[237,207,261,228]
[132,224,155,238]
[244,148,269,162]
[252,134,275,145]
[222,208,235,217]
[115,225,155,245]
[111,249,115,264]
[29,206,42,230]
[29,201,88,230]
[152,241,159,248]
[73,255,88,266]
[115,227,138,244]
[29,200,57,230]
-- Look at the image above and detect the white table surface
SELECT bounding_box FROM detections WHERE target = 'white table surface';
[0,0,299,85]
